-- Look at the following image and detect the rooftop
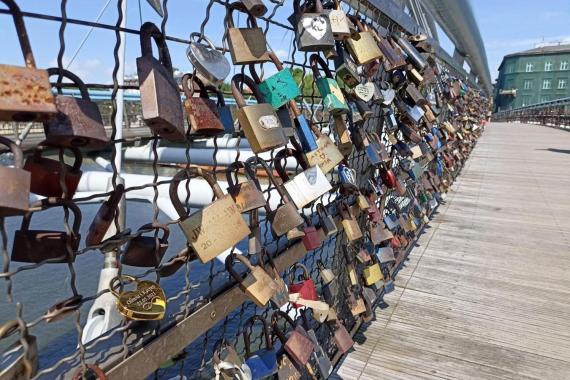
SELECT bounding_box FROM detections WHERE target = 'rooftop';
[503,43,570,58]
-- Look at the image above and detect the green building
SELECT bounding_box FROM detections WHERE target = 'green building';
[494,44,570,111]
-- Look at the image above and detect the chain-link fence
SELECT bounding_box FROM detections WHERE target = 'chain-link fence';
[0,0,489,379]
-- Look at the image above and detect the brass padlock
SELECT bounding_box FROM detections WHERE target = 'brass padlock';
[24,146,82,199]
[12,198,81,263]
[226,253,276,307]
[181,73,225,136]
[85,184,124,246]
[226,160,267,213]
[232,73,287,153]
[137,22,185,141]
[245,156,304,237]
[0,320,38,380]
[122,223,170,267]
[226,3,270,64]
[303,116,344,174]
[332,114,353,157]
[0,0,56,122]
[43,68,108,148]
[170,167,250,264]
[346,16,383,65]
[328,0,351,39]
[0,136,30,217]
[339,202,362,241]
[258,248,289,308]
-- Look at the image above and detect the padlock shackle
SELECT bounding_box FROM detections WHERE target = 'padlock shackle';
[21,198,82,237]
[93,183,125,223]
[188,32,217,51]
[1,0,36,68]
[226,2,258,29]
[316,203,330,221]
[204,85,226,106]
[109,275,139,298]
[30,145,83,173]
[258,248,278,277]
[270,310,297,344]
[181,73,209,99]
[293,0,323,13]
[338,201,353,221]
[273,148,303,183]
[287,262,310,284]
[139,22,174,74]
[243,315,273,357]
[225,160,246,190]
[138,222,170,242]
[168,167,224,219]
[0,136,24,169]
[245,156,294,207]
[46,68,90,100]
[347,15,365,33]
[225,252,258,286]
[231,73,265,109]
[310,54,333,79]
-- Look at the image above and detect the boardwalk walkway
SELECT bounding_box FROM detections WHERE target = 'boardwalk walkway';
[333,123,570,379]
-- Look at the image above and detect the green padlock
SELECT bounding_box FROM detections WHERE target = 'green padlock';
[310,54,349,115]
[251,52,300,110]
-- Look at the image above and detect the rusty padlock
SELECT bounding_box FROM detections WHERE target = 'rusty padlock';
[24,146,82,199]
[85,184,125,246]
[0,320,38,380]
[226,160,266,213]
[43,67,108,148]
[226,252,276,307]
[272,310,315,366]
[0,136,30,217]
[137,22,185,141]
[170,167,250,263]
[122,223,169,267]
[12,198,81,263]
[245,156,304,237]
[339,202,362,241]
[240,0,267,17]
[181,73,225,136]
[0,0,56,122]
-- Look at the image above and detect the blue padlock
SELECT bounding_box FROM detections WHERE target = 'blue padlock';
[243,316,278,380]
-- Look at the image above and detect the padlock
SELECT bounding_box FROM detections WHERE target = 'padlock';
[240,0,267,16]
[232,73,287,153]
[85,184,125,246]
[258,248,289,308]
[24,146,82,199]
[248,209,263,256]
[0,136,30,217]
[12,198,81,263]
[42,68,108,148]
[329,320,353,354]
[226,160,267,213]
[286,100,318,154]
[399,122,423,144]
[137,22,185,141]
[394,139,414,157]
[226,3,270,64]
[347,286,367,316]
[246,157,304,237]
[362,286,377,310]
[0,0,56,122]
[277,354,302,380]
[369,132,390,163]
[332,114,353,156]
[294,0,335,52]
[109,275,166,321]
[250,52,301,110]
[272,311,315,366]
[339,202,362,241]
[213,339,252,380]
[316,203,337,237]
[206,84,235,134]
[369,222,393,245]
[301,215,322,251]
[334,41,360,89]
[288,263,318,307]
[352,97,373,121]
[274,148,332,209]
[363,262,383,286]
[186,33,231,86]
[346,16,383,65]
[226,253,276,307]
[377,247,396,264]
[356,245,371,263]
[311,54,349,115]
[328,0,351,39]
[170,167,250,264]
[319,261,339,305]
[301,310,332,378]
[338,163,357,190]
[377,35,407,71]
[243,316,278,379]
[181,73,225,136]
[122,223,169,267]
[394,34,427,71]
[302,113,344,174]
[317,260,336,285]
[0,320,38,380]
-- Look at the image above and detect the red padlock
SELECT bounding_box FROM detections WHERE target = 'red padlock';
[287,263,318,308]
[379,165,396,189]
[302,215,321,251]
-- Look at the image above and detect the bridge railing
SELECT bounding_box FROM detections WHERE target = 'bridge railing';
[492,97,570,130]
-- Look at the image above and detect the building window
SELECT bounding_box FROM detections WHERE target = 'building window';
[522,96,531,107]
[559,79,567,89]
[525,63,534,72]
[545,61,553,71]
[540,96,550,103]
[506,64,514,74]
[523,80,533,90]
[542,79,551,89]
[561,61,569,70]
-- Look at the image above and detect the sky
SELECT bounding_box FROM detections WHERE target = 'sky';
[1,0,569,85]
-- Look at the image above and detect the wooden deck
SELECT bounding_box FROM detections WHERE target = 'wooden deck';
[333,123,570,379]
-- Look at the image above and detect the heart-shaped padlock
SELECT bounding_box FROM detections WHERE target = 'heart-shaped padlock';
[186,33,231,86]
[110,276,167,320]
[354,82,375,102]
